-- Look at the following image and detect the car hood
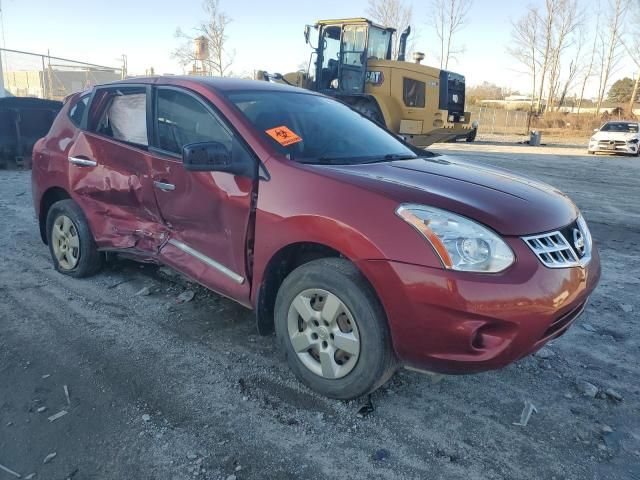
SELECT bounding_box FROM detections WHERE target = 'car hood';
[592,131,638,141]
[319,155,578,236]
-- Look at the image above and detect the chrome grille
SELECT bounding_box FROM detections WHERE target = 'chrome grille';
[598,140,626,146]
[523,216,592,269]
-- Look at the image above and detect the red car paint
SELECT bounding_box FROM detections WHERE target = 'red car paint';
[32,77,600,374]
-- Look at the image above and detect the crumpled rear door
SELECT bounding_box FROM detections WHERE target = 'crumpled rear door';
[67,85,166,253]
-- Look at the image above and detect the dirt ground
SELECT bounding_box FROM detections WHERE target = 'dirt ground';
[1,143,639,480]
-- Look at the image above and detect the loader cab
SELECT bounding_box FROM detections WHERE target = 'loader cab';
[309,18,394,95]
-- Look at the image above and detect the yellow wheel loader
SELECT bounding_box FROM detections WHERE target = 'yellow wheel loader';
[256,18,477,147]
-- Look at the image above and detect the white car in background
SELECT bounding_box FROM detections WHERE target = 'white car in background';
[588,121,639,156]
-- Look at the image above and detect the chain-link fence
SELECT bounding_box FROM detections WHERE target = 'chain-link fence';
[1,48,123,100]
[469,106,532,136]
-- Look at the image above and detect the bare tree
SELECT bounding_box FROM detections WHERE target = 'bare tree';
[508,8,541,112]
[595,0,630,114]
[173,0,235,77]
[576,6,601,115]
[429,0,473,70]
[622,3,640,113]
[532,0,562,112]
[367,0,414,60]
[545,0,582,111]
[556,22,585,110]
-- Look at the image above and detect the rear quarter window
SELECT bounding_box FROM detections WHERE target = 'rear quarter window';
[68,95,89,127]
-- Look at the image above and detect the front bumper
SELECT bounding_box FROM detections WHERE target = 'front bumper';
[589,141,638,154]
[356,237,601,374]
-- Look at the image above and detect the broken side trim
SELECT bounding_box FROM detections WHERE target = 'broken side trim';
[167,239,245,285]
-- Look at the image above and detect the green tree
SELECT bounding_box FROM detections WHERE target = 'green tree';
[606,77,636,103]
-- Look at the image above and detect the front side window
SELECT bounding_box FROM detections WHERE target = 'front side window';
[228,91,419,165]
[367,27,391,60]
[89,87,148,146]
[403,78,426,108]
[155,88,232,155]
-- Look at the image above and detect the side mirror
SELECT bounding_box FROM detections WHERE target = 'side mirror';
[182,141,255,178]
[304,25,311,44]
[593,128,599,133]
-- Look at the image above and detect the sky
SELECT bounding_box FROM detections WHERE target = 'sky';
[0,0,637,98]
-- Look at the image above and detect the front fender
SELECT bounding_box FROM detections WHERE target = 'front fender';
[250,157,443,306]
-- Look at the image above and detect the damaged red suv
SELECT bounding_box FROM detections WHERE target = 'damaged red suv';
[32,77,600,399]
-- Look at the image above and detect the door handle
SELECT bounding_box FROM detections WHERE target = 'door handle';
[154,181,176,192]
[68,156,97,167]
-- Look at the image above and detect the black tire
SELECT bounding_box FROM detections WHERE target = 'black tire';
[351,99,385,127]
[46,199,103,278]
[274,258,396,400]
[466,128,478,142]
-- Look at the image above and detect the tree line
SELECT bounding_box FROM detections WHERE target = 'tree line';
[510,0,639,115]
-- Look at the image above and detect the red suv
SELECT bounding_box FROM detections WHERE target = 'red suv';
[32,77,600,399]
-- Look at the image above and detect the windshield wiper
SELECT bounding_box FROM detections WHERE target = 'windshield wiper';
[359,154,418,164]
[297,154,418,165]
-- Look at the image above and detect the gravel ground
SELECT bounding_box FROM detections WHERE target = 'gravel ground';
[1,144,639,480]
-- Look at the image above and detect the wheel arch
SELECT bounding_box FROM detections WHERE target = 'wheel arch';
[39,186,72,244]
[254,241,386,337]
[255,242,341,335]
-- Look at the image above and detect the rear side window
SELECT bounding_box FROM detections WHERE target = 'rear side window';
[68,95,89,127]
[154,88,232,155]
[403,78,426,108]
[88,86,148,146]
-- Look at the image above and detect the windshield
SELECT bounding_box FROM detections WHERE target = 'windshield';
[227,91,419,164]
[600,122,638,133]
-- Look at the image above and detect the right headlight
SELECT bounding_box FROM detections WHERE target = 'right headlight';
[396,204,515,273]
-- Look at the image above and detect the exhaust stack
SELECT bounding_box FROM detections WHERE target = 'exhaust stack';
[397,26,411,61]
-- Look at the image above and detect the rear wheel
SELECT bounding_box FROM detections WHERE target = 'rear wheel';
[46,199,103,278]
[274,258,395,400]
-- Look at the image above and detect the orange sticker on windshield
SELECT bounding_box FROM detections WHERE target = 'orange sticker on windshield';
[265,126,302,146]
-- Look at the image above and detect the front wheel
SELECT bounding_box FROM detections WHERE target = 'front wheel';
[275,258,396,400]
[466,128,478,142]
[46,199,103,278]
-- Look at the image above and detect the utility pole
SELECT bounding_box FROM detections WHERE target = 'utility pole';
[0,48,6,98]
[0,0,7,97]
[121,54,127,79]
[629,71,639,115]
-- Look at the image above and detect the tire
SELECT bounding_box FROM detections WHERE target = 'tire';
[351,99,385,127]
[274,258,396,400]
[465,128,478,142]
[46,199,103,278]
